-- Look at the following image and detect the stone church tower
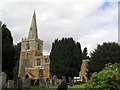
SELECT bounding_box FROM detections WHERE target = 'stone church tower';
[18,11,50,80]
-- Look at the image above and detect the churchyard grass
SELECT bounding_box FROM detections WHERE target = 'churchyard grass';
[6,83,86,90]
[30,84,86,90]
[31,83,86,89]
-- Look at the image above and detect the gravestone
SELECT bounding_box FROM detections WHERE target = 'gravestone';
[17,79,22,90]
[22,78,31,88]
[62,76,66,81]
[39,77,46,88]
[25,78,31,89]
[46,78,50,87]
[57,79,62,84]
[13,75,18,88]
[1,72,7,89]
[22,79,26,88]
[50,79,52,84]
[69,77,74,86]
[53,75,57,85]
[0,72,2,90]
[52,79,55,86]
[57,80,67,90]
[7,80,14,88]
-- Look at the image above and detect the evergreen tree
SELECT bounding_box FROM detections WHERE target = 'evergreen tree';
[88,42,120,73]
[82,47,89,59]
[13,42,21,77]
[50,38,82,79]
[2,24,15,79]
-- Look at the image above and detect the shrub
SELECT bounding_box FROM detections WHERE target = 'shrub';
[86,63,120,89]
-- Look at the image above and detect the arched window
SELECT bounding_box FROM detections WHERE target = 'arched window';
[39,69,44,77]
[37,59,41,66]
[26,43,30,50]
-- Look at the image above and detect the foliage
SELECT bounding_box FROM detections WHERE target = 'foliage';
[50,38,82,79]
[82,47,89,59]
[0,21,2,27]
[86,63,120,89]
[13,42,21,77]
[2,22,21,79]
[2,24,15,79]
[88,42,120,73]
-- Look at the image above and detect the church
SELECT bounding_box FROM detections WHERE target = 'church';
[18,11,50,80]
[18,11,89,82]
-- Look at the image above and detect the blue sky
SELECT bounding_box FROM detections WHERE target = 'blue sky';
[0,0,118,55]
[99,2,111,9]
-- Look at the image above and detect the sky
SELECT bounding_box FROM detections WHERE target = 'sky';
[0,0,119,55]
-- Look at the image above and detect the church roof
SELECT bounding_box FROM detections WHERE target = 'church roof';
[28,10,38,40]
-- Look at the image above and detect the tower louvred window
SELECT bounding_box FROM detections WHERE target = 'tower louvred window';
[45,58,49,63]
[26,43,30,49]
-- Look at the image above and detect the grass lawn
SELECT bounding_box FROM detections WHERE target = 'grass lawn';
[6,83,86,90]
[68,84,86,88]
[30,83,86,90]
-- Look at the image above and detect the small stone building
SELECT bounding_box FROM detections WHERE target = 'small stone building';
[73,59,89,82]
[18,11,50,80]
[79,59,89,81]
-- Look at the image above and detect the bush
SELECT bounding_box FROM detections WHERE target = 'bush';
[86,63,120,89]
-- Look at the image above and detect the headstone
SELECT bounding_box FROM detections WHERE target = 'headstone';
[57,80,68,90]
[50,79,52,84]
[57,79,62,84]
[7,80,14,88]
[22,78,31,88]
[52,79,54,86]
[39,77,46,88]
[22,79,26,88]
[62,76,66,81]
[13,75,18,88]
[53,75,57,85]
[0,72,2,90]
[26,78,31,89]
[17,79,22,90]
[1,72,7,89]
[69,77,74,86]
[22,78,31,89]
[46,78,50,87]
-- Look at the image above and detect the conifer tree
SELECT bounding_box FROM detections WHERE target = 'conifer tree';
[2,23,15,79]
[88,42,120,73]
[50,38,82,79]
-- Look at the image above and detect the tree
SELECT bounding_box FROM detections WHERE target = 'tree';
[2,22,21,79]
[88,42,120,73]
[0,21,2,27]
[2,24,16,79]
[50,38,82,80]
[82,47,89,59]
[13,42,21,77]
[86,63,120,89]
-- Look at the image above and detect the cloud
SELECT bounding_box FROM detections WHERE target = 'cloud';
[0,0,118,55]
